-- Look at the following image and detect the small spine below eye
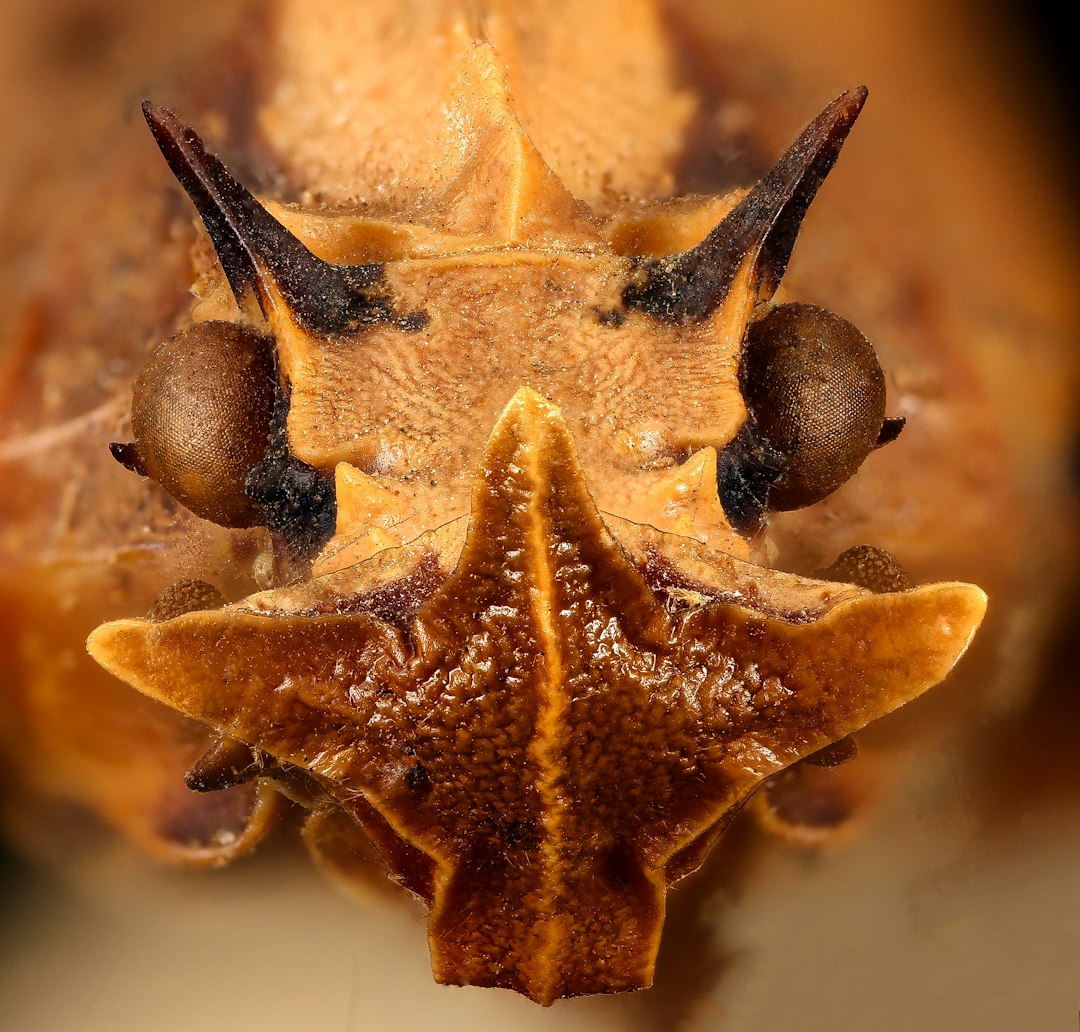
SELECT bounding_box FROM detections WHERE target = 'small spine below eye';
[115,321,277,527]
[739,302,889,511]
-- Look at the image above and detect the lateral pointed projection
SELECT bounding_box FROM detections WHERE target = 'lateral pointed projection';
[90,390,985,1004]
[85,22,988,1004]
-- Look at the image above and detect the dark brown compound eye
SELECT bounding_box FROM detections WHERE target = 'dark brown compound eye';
[113,321,277,527]
[739,302,888,511]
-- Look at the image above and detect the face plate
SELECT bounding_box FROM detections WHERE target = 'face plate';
[83,27,986,1007]
[91,390,983,1003]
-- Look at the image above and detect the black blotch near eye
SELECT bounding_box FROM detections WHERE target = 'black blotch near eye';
[716,422,788,534]
[739,302,888,511]
[245,450,337,555]
[112,320,338,555]
[113,321,276,527]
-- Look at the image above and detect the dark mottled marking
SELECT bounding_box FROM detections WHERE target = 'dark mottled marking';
[142,103,425,337]
[715,421,788,534]
[622,89,867,321]
[406,762,432,793]
[245,452,336,553]
[240,374,337,556]
[596,307,625,328]
[498,818,539,850]
[397,309,431,332]
[639,549,826,624]
[335,552,447,630]
[287,554,450,635]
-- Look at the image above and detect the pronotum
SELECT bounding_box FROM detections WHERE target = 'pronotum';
[0,0,1076,1011]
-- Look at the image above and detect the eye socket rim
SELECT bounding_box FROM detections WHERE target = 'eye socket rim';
[738,301,888,512]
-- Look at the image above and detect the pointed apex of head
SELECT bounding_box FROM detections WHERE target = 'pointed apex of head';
[474,388,588,515]
[436,44,597,244]
[487,386,572,453]
[505,384,561,415]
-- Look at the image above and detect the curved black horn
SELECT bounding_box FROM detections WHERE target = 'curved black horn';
[142,102,399,335]
[623,88,868,321]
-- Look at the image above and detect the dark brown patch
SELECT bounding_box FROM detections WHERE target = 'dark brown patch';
[406,762,432,793]
[293,552,447,631]
[497,818,539,850]
[639,549,826,625]
[875,415,906,448]
[109,441,146,475]
[185,736,263,792]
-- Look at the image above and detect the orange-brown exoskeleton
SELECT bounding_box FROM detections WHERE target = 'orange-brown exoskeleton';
[82,64,987,1006]
[15,0,1067,1008]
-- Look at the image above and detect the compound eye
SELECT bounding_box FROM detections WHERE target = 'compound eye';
[123,321,277,527]
[739,303,887,511]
